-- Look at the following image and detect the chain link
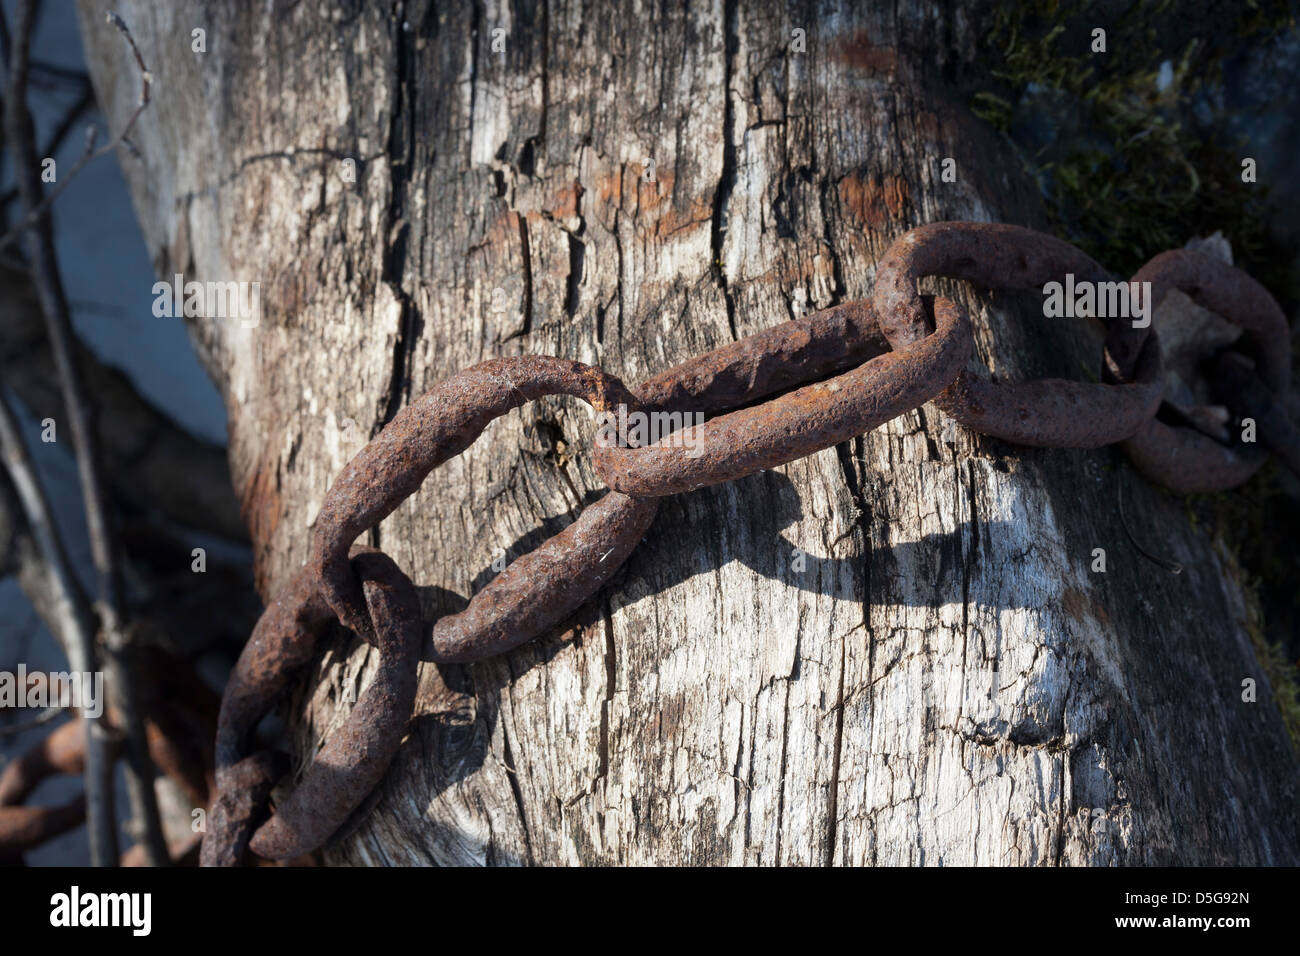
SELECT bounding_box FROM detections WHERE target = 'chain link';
[0,800,86,862]
[199,221,1300,866]
[1119,250,1291,492]
[596,296,971,495]
[873,222,1167,447]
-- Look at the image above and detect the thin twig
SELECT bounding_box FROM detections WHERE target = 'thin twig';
[4,3,168,866]
[0,6,10,74]
[1117,467,1184,575]
[40,81,96,161]
[29,60,92,89]
[0,386,117,861]
[0,704,64,737]
[0,80,96,209]
[0,11,150,256]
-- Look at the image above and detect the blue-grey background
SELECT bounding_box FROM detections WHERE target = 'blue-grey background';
[0,0,225,864]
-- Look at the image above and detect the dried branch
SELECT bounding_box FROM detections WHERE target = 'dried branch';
[4,3,166,866]
[0,386,117,863]
[0,80,96,210]
[0,703,64,736]
[0,11,150,256]
[0,465,79,640]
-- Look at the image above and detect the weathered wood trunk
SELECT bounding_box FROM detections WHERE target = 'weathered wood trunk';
[79,0,1299,865]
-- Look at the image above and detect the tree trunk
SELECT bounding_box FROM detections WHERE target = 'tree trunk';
[78,0,1299,865]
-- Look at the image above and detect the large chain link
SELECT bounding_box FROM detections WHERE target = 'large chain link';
[199,221,1300,866]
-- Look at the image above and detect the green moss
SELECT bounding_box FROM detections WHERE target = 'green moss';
[1217,536,1300,751]
[1251,619,1300,751]
[1179,475,1300,751]
[970,0,1296,288]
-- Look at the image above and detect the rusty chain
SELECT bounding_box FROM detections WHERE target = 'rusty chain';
[197,220,1299,867]
[0,647,221,865]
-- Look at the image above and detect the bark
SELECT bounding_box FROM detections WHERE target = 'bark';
[78,0,1299,865]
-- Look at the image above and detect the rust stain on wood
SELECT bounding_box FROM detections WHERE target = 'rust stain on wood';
[1062,586,1111,631]
[653,194,713,238]
[239,450,282,595]
[838,171,910,228]
[832,31,898,74]
[588,164,712,238]
[545,181,582,222]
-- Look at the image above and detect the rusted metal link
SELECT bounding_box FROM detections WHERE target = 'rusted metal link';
[201,751,287,867]
[0,717,85,807]
[248,549,422,860]
[1121,417,1268,495]
[428,490,657,662]
[594,296,971,496]
[1209,352,1300,479]
[201,546,421,865]
[211,564,334,781]
[308,355,643,639]
[203,543,335,867]
[0,798,86,862]
[631,299,890,415]
[873,222,1114,346]
[939,332,1165,447]
[872,221,1164,447]
[0,719,90,864]
[0,653,217,863]
[1117,250,1292,492]
[1110,249,1292,387]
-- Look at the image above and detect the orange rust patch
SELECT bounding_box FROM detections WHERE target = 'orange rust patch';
[545,181,583,222]
[654,193,713,238]
[1062,586,1112,631]
[589,164,712,238]
[239,449,282,596]
[833,31,898,74]
[632,167,675,214]
[593,164,674,209]
[482,207,521,249]
[838,171,910,228]
[595,166,625,207]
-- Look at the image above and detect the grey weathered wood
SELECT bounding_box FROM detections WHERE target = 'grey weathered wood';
[78,0,1298,865]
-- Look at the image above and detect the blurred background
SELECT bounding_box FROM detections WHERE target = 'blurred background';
[0,0,245,864]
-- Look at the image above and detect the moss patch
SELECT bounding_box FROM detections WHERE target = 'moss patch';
[1216,532,1300,750]
[970,0,1296,290]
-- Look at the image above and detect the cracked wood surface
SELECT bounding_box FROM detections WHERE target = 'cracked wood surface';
[79,0,1298,865]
